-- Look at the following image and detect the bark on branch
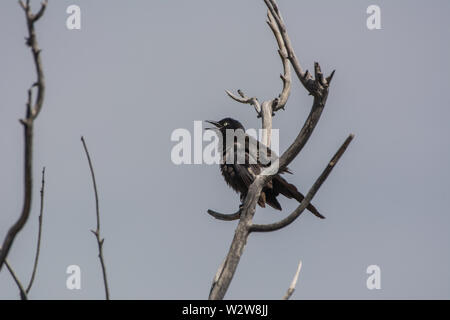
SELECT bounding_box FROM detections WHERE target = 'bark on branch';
[207,208,241,221]
[26,166,46,293]
[81,136,111,300]
[5,259,28,300]
[0,0,47,272]
[266,9,291,111]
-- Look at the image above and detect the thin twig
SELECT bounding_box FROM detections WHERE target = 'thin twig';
[5,259,28,300]
[208,0,345,300]
[19,0,47,119]
[209,72,332,299]
[81,136,110,300]
[1,245,28,300]
[207,209,241,221]
[264,0,312,92]
[225,89,262,116]
[283,260,302,300]
[210,257,227,297]
[26,166,45,293]
[0,0,47,272]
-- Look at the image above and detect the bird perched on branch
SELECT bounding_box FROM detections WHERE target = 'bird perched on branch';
[205,117,324,219]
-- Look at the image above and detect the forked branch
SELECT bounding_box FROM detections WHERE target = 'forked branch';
[0,0,47,272]
[225,89,262,116]
[207,208,241,221]
[222,2,293,149]
[2,167,45,300]
[26,166,46,294]
[4,259,28,300]
[251,134,354,232]
[208,0,352,300]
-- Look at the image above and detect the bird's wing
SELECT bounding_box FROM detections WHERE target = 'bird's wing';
[241,134,279,168]
[232,163,260,188]
[249,136,294,174]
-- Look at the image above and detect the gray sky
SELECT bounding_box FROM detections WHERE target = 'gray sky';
[1,0,450,299]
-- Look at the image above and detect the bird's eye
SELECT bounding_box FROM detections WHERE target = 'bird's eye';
[223,122,228,126]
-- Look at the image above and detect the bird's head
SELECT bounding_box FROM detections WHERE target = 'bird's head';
[205,117,245,133]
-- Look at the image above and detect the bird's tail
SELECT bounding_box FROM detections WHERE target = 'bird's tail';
[274,176,325,219]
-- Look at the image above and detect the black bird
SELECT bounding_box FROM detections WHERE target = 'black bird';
[205,117,324,219]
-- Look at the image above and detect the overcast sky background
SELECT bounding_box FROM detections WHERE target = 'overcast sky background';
[1,0,450,299]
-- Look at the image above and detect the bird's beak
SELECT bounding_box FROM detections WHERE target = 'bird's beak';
[204,120,221,130]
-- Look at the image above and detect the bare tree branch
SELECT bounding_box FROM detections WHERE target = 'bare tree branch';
[259,101,273,147]
[4,259,28,300]
[225,89,262,116]
[208,0,351,300]
[223,3,294,148]
[266,9,291,111]
[19,0,47,119]
[224,9,292,117]
[251,134,354,233]
[283,260,302,300]
[260,80,329,178]
[0,0,47,272]
[26,166,45,293]
[207,209,241,221]
[81,136,111,300]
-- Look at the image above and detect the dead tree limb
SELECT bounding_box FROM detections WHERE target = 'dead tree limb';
[2,168,45,300]
[283,260,302,300]
[266,9,291,112]
[207,208,241,221]
[4,258,28,300]
[224,8,291,147]
[81,136,111,300]
[0,0,47,272]
[26,166,45,294]
[208,0,352,300]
